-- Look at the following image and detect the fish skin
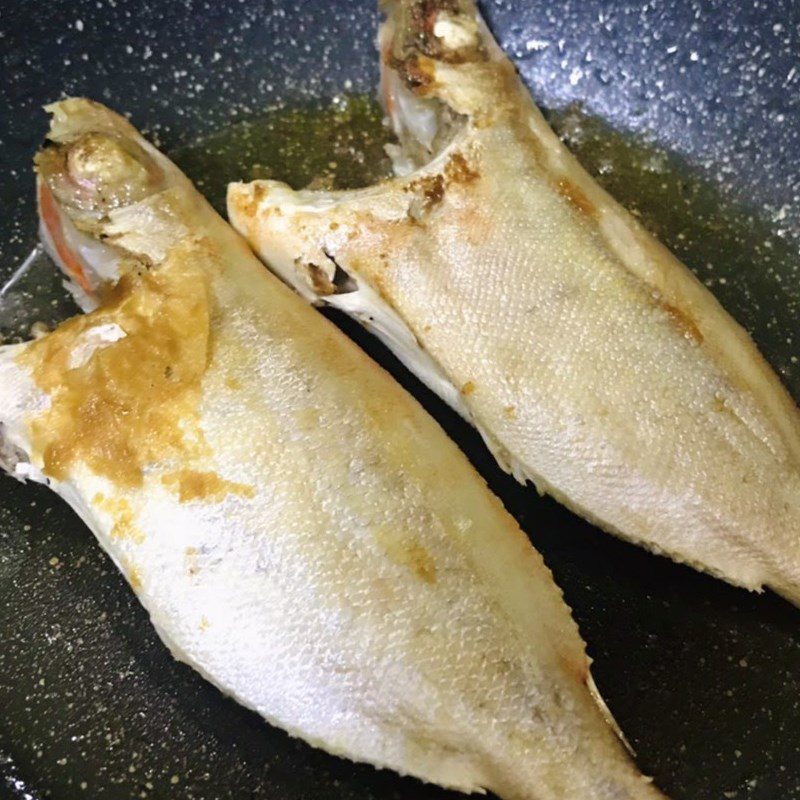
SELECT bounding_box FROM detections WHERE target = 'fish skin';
[227,0,800,605]
[0,99,668,799]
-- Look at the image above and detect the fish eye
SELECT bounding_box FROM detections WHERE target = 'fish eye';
[39,132,163,217]
[68,132,162,210]
[67,133,150,193]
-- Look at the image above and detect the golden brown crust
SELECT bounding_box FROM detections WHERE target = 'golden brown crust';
[21,244,211,487]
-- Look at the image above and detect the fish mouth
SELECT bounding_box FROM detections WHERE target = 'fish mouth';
[379,0,482,175]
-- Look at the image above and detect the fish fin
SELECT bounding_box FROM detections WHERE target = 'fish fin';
[0,344,49,485]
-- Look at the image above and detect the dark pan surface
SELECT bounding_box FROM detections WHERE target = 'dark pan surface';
[1,1,799,798]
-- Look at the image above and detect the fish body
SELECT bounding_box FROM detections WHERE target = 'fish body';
[0,99,666,799]
[228,0,800,604]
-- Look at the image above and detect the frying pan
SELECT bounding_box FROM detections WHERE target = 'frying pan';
[1,1,799,798]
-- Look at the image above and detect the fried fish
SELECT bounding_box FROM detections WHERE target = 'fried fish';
[0,98,666,799]
[228,0,800,605]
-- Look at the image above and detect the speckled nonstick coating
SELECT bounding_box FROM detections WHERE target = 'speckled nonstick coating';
[1,2,799,799]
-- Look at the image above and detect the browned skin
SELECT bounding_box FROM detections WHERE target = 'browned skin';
[21,246,210,488]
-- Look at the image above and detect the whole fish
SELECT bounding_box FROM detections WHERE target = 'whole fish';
[228,0,800,605]
[0,99,667,799]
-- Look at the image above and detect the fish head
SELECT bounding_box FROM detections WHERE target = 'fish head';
[379,0,508,173]
[34,99,188,308]
[10,100,213,493]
